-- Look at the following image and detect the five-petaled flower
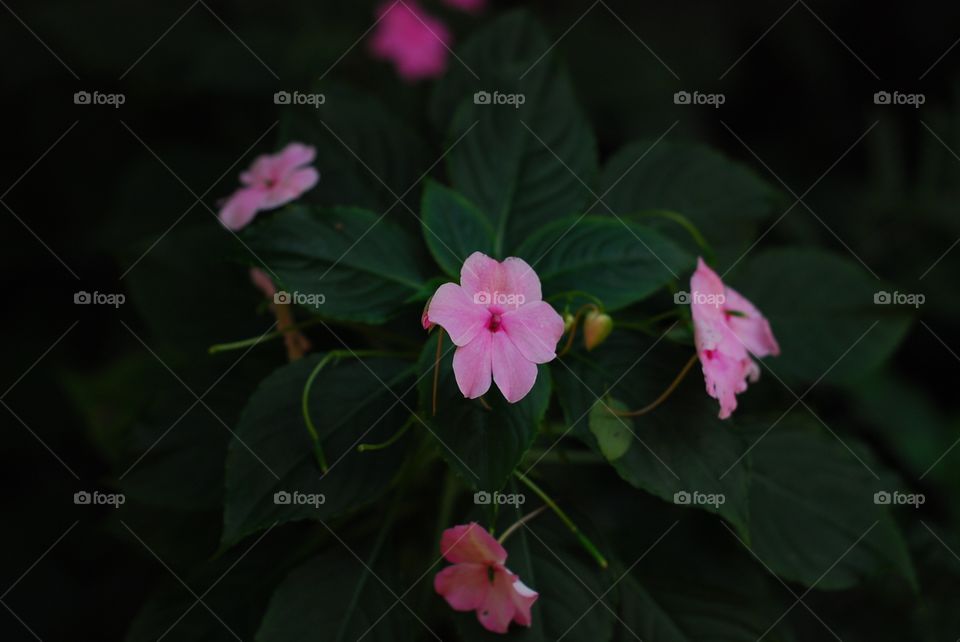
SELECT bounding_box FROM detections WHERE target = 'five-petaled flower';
[690,257,780,419]
[426,252,564,403]
[434,523,538,634]
[218,142,319,230]
[369,1,451,81]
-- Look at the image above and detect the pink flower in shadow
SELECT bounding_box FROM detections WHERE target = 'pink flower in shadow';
[369,1,452,81]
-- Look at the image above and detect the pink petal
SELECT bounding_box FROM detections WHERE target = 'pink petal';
[508,573,538,627]
[453,331,493,399]
[369,1,450,81]
[500,301,564,364]
[476,567,518,634]
[249,267,276,298]
[440,523,507,565]
[274,142,316,175]
[428,283,489,347]
[460,253,543,306]
[500,257,543,304]
[459,252,503,300]
[262,167,320,209]
[434,563,490,612]
[723,286,780,358]
[219,187,267,230]
[491,331,538,404]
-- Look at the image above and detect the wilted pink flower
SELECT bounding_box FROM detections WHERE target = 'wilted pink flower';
[442,0,487,13]
[219,143,319,230]
[426,252,564,403]
[435,523,538,634]
[369,1,451,81]
[690,258,780,419]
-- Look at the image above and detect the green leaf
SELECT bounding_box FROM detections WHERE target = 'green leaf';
[552,333,751,534]
[256,549,416,642]
[589,398,632,461]
[744,414,916,590]
[223,354,415,545]
[417,332,551,491]
[241,205,428,324]
[594,140,778,269]
[436,10,597,256]
[514,216,692,311]
[421,180,495,278]
[453,512,616,642]
[733,247,913,385]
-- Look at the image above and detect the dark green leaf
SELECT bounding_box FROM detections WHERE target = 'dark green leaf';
[421,180,495,278]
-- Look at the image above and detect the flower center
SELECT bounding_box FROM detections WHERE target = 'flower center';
[487,312,503,333]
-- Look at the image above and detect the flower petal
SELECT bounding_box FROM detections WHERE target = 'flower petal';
[453,332,493,399]
[460,253,543,307]
[440,523,507,565]
[459,252,503,300]
[476,567,517,634]
[275,142,316,174]
[219,187,267,230]
[723,286,780,358]
[508,573,538,627]
[263,167,320,209]
[434,563,489,612]
[491,331,538,403]
[428,283,489,347]
[500,257,542,304]
[500,301,564,364]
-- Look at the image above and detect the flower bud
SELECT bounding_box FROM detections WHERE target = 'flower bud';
[563,312,576,333]
[583,310,613,351]
[422,296,435,331]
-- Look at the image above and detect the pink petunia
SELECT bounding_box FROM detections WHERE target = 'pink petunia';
[442,0,487,13]
[434,523,538,634]
[426,252,564,403]
[369,1,451,81]
[219,142,319,230]
[689,258,780,419]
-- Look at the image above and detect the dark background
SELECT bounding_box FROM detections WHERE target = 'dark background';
[2,0,959,639]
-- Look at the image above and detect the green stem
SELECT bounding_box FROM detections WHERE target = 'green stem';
[514,471,608,569]
[545,290,605,307]
[497,505,548,544]
[208,317,325,354]
[357,415,416,452]
[302,350,414,473]
[634,209,714,262]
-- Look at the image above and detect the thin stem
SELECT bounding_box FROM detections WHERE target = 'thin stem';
[545,290,605,307]
[208,317,325,354]
[514,471,608,569]
[611,353,698,417]
[556,303,599,358]
[357,415,416,452]
[497,505,548,544]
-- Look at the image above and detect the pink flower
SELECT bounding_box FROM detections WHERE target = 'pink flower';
[442,0,487,13]
[426,252,564,403]
[690,258,780,419]
[434,523,538,634]
[369,1,451,81]
[219,143,319,230]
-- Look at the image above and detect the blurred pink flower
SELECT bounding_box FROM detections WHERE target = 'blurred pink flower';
[426,252,563,403]
[442,0,487,13]
[690,257,780,419]
[434,523,538,634]
[369,1,451,81]
[219,142,319,230]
